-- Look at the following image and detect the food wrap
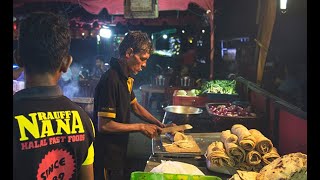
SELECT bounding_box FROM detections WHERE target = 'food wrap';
[245,150,262,166]
[235,162,253,171]
[223,142,246,164]
[229,170,259,180]
[231,124,256,151]
[162,132,201,153]
[220,130,238,144]
[173,131,188,142]
[220,130,246,164]
[249,129,273,154]
[206,141,235,167]
[235,161,263,172]
[262,147,280,165]
[252,163,264,172]
[257,152,307,180]
[205,141,236,175]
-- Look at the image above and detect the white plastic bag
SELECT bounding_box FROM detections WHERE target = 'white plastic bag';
[150,160,205,175]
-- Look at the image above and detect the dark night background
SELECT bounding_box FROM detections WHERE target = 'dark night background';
[13,0,307,108]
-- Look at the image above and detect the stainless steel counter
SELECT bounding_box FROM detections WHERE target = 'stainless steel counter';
[152,132,221,157]
[146,132,232,180]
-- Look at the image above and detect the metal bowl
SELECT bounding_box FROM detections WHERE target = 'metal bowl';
[163,105,203,115]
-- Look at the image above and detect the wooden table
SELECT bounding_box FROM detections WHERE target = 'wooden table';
[139,84,165,108]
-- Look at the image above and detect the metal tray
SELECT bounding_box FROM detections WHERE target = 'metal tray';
[152,132,221,158]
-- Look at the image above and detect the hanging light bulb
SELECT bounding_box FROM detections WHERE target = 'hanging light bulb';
[99,26,112,38]
[280,0,287,13]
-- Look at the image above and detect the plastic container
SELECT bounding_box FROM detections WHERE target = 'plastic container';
[130,172,222,180]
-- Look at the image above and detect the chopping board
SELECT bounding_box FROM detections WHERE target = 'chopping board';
[162,135,201,153]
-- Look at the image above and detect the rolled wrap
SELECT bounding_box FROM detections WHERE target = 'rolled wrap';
[229,170,259,180]
[224,142,246,164]
[252,163,264,172]
[249,129,273,155]
[245,150,262,166]
[235,162,253,171]
[206,141,235,167]
[220,130,238,144]
[231,124,256,151]
[220,130,245,164]
[262,147,280,165]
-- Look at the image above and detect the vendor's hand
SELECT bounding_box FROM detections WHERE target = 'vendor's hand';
[164,123,177,128]
[140,124,162,139]
[157,122,166,128]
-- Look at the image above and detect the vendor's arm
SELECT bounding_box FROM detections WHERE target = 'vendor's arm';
[95,76,161,138]
[98,117,161,138]
[130,100,165,128]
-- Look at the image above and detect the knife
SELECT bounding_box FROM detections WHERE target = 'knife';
[160,124,193,134]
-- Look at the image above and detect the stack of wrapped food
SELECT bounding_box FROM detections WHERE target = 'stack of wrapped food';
[205,124,280,174]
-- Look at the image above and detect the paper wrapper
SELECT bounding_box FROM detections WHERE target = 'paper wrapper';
[262,147,280,165]
[245,150,262,166]
[249,129,273,155]
[231,124,256,151]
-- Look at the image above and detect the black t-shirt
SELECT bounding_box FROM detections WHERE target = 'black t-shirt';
[93,58,136,169]
[13,86,95,180]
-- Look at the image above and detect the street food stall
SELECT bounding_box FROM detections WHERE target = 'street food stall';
[13,0,307,179]
[140,76,307,179]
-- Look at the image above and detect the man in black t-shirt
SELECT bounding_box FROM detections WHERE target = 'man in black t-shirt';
[13,12,95,180]
[93,31,170,180]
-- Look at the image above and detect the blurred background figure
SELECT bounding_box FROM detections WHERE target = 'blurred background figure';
[91,55,107,81]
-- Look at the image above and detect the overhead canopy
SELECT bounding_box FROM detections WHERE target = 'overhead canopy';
[14,0,216,79]
[14,0,212,15]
